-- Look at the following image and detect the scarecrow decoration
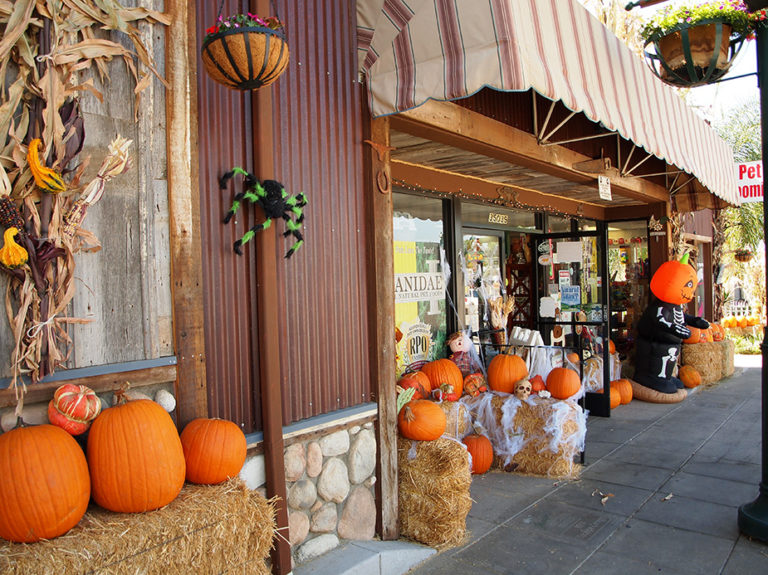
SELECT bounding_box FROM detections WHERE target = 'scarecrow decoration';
[633,253,709,398]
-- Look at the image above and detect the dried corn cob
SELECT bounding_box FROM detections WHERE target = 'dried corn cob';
[0,196,25,233]
[27,138,66,193]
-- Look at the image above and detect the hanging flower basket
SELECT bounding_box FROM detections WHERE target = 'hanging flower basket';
[735,249,753,262]
[640,1,753,88]
[201,14,289,91]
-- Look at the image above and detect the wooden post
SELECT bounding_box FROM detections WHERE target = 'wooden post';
[252,2,290,573]
[166,0,208,426]
[365,115,399,540]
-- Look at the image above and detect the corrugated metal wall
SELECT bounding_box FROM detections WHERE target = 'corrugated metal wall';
[271,0,371,424]
[196,0,371,430]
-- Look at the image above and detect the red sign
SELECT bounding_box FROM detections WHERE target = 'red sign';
[737,161,763,203]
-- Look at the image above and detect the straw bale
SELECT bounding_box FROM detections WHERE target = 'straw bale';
[720,339,735,378]
[0,479,276,575]
[397,436,472,549]
[438,400,471,440]
[682,342,723,385]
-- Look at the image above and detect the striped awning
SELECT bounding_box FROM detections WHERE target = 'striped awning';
[357,0,739,207]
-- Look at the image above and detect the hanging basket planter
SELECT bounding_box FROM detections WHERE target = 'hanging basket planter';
[201,15,289,91]
[643,19,746,88]
[735,250,754,263]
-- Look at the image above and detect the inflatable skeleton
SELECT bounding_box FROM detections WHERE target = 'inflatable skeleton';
[634,254,709,394]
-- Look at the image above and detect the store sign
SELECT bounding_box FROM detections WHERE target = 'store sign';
[395,259,444,315]
[399,323,433,368]
[598,175,612,201]
[737,161,764,203]
[488,212,509,225]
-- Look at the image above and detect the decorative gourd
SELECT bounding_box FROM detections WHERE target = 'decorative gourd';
[487,354,528,394]
[397,399,446,441]
[546,367,581,400]
[650,253,697,305]
[611,379,633,405]
[398,371,431,400]
[462,434,493,475]
[529,374,546,395]
[420,359,463,397]
[47,383,102,436]
[0,227,28,269]
[679,365,702,388]
[462,373,487,397]
[683,327,701,344]
[27,138,66,193]
[181,418,247,485]
[87,397,186,513]
[0,424,90,542]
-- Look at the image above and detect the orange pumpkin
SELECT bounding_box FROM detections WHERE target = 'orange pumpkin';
[546,367,581,399]
[87,398,186,513]
[397,399,446,441]
[487,354,528,394]
[703,328,714,343]
[650,253,697,305]
[596,385,621,409]
[47,383,102,436]
[181,418,247,485]
[611,379,633,405]
[738,316,748,328]
[463,434,493,475]
[710,324,724,341]
[679,365,702,388]
[529,374,546,395]
[566,352,581,364]
[421,359,464,397]
[608,339,616,355]
[683,327,701,344]
[398,371,431,400]
[0,424,90,542]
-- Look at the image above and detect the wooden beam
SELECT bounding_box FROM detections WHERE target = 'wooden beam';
[366,115,399,540]
[604,204,656,221]
[253,2,290,573]
[391,100,671,204]
[391,160,606,221]
[166,0,207,426]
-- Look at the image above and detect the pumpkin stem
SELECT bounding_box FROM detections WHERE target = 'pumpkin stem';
[403,404,415,423]
[14,416,27,429]
[114,381,132,405]
[679,252,690,265]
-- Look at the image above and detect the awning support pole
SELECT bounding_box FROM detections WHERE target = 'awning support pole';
[540,110,577,144]
[540,131,615,147]
[622,151,653,176]
[537,100,557,144]
[669,175,695,196]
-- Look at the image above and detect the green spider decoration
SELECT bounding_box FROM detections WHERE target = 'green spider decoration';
[220,167,307,258]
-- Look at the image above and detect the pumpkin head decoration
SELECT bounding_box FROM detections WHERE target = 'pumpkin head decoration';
[650,253,698,305]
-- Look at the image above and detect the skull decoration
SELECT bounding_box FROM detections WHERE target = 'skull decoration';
[514,379,532,400]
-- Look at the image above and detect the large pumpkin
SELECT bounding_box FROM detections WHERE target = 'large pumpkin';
[0,424,90,542]
[679,365,702,388]
[420,359,463,397]
[181,418,247,485]
[87,399,186,512]
[47,383,102,436]
[397,399,446,441]
[397,371,431,400]
[462,434,493,474]
[611,379,633,405]
[487,354,528,394]
[650,253,697,305]
[546,367,580,400]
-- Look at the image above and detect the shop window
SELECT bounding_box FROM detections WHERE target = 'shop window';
[547,215,572,233]
[393,193,449,375]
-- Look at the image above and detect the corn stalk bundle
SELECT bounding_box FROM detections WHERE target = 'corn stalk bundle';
[0,1,168,410]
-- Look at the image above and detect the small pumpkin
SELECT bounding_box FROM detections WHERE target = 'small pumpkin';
[398,371,431,400]
[87,397,186,513]
[738,316,749,328]
[703,328,714,343]
[487,354,528,394]
[47,383,102,436]
[462,434,493,475]
[463,373,487,397]
[566,352,581,364]
[546,367,581,400]
[710,323,724,341]
[611,379,633,405]
[27,138,66,193]
[0,227,28,269]
[650,253,697,305]
[397,399,446,441]
[608,339,616,355]
[181,418,247,485]
[597,385,621,409]
[420,359,464,397]
[529,374,546,395]
[679,365,702,388]
[0,424,90,542]
[683,326,701,344]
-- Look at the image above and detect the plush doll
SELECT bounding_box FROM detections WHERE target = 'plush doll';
[447,331,483,378]
[634,253,709,394]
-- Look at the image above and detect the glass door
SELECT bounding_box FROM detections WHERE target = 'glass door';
[534,228,612,416]
[462,231,504,345]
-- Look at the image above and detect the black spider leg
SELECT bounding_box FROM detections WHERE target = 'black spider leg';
[233,218,273,255]
[280,213,304,258]
[223,189,249,224]
[221,168,260,224]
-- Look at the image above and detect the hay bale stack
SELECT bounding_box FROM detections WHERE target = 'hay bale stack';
[0,480,275,575]
[682,342,723,385]
[397,436,472,549]
[720,339,735,378]
[438,400,471,440]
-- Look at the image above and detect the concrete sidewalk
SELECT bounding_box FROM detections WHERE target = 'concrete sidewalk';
[295,355,768,574]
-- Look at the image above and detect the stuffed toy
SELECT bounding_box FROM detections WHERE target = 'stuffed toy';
[446,331,483,378]
[634,253,709,395]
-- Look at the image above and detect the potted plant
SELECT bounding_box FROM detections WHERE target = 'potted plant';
[201,12,289,91]
[735,248,754,262]
[640,1,753,87]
